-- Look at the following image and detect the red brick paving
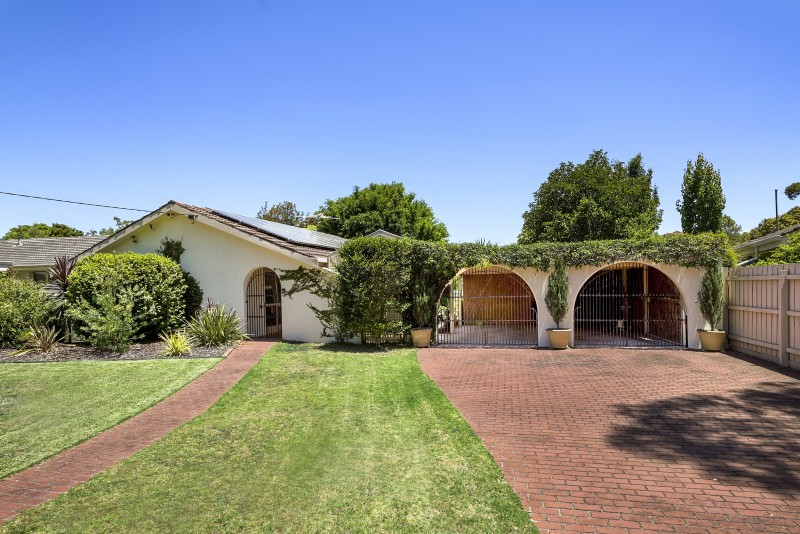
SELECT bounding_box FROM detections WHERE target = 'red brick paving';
[0,340,273,525]
[419,348,800,533]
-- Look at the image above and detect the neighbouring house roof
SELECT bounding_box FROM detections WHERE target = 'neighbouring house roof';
[365,229,402,239]
[734,223,800,265]
[78,201,347,263]
[0,235,106,269]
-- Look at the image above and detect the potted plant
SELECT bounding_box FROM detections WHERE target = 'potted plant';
[697,264,726,351]
[410,285,434,348]
[545,261,571,349]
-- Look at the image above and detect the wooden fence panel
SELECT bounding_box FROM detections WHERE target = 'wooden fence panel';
[727,263,800,369]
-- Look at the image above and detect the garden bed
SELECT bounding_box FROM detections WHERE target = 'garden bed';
[0,340,237,363]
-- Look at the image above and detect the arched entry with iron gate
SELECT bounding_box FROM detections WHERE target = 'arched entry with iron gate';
[245,267,282,339]
[574,262,686,347]
[436,266,537,346]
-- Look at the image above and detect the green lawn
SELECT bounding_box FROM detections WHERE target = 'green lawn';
[3,344,536,533]
[0,358,219,479]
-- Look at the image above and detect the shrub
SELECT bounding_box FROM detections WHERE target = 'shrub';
[13,324,62,354]
[159,330,193,356]
[44,255,76,340]
[68,282,141,352]
[698,265,725,330]
[182,270,204,320]
[544,261,569,328]
[0,274,53,346]
[186,302,247,347]
[67,252,186,339]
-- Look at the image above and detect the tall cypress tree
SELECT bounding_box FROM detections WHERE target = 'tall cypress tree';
[676,153,726,234]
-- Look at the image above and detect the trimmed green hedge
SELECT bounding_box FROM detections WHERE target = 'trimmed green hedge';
[67,253,186,339]
[286,233,734,342]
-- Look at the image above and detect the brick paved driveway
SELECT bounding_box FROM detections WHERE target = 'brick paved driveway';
[419,348,800,533]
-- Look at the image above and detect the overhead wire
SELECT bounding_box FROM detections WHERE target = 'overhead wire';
[0,191,150,212]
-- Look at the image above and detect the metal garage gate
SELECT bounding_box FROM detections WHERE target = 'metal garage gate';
[574,262,686,347]
[436,266,538,346]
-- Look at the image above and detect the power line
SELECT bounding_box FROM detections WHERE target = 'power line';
[0,191,150,212]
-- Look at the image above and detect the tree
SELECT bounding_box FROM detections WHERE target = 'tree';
[87,217,133,236]
[786,182,800,201]
[2,223,83,239]
[721,214,743,244]
[316,182,448,241]
[518,150,662,243]
[256,200,308,227]
[743,206,800,241]
[756,233,800,265]
[676,153,725,234]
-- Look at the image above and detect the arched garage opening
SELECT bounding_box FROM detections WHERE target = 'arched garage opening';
[436,266,537,346]
[574,262,686,347]
[245,267,282,339]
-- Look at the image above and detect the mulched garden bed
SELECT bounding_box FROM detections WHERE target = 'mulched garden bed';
[0,340,238,363]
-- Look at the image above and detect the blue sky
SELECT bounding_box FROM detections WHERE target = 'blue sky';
[1,1,798,243]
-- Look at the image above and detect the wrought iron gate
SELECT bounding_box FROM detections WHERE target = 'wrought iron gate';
[574,262,686,347]
[436,266,538,346]
[245,267,282,338]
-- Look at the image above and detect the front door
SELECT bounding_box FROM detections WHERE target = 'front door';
[245,267,282,338]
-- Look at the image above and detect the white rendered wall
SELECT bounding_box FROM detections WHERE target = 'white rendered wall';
[512,261,705,348]
[101,214,329,343]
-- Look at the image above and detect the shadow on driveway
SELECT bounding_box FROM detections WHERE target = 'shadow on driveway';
[609,381,800,493]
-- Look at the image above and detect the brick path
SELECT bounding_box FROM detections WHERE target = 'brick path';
[0,340,273,525]
[419,348,800,533]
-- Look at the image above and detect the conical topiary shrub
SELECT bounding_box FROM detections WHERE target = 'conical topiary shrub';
[697,264,726,351]
[545,261,569,329]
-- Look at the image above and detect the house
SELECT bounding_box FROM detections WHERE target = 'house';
[0,235,105,281]
[77,201,347,342]
[734,224,800,265]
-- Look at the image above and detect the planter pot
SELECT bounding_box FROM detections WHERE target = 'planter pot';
[411,327,433,348]
[547,328,571,349]
[698,329,726,351]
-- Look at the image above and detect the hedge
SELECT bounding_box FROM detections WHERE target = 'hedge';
[0,274,53,346]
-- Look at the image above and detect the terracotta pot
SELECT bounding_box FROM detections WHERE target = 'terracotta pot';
[698,329,726,351]
[411,327,433,348]
[547,328,571,349]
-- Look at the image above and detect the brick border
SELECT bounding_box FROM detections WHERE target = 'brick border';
[0,340,273,524]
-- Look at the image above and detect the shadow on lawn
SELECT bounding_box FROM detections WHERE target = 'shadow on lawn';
[609,381,800,493]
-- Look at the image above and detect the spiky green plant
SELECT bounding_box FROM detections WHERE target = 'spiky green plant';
[158,330,193,356]
[698,265,725,330]
[545,261,569,329]
[13,324,62,355]
[185,302,247,347]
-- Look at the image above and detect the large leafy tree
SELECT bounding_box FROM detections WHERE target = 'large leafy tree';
[316,182,448,241]
[2,223,84,239]
[518,150,662,243]
[256,200,308,227]
[721,214,743,244]
[676,153,725,234]
[785,182,800,201]
[743,206,800,241]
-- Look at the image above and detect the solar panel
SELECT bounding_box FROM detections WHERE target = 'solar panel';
[211,209,347,250]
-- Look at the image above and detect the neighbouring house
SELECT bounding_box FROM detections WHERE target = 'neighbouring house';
[735,223,800,265]
[77,201,347,342]
[0,235,105,281]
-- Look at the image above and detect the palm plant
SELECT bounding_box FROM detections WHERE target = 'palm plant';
[45,255,75,341]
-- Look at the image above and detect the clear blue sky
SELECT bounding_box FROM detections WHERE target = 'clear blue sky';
[1,1,798,243]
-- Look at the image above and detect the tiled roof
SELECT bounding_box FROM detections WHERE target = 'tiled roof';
[735,223,800,250]
[0,235,106,268]
[173,202,345,258]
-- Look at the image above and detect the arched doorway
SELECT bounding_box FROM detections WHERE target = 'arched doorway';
[436,266,537,346]
[245,267,282,339]
[574,262,685,347]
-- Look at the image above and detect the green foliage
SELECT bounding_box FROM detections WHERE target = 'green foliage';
[2,222,83,239]
[698,265,725,330]
[68,282,140,352]
[13,324,62,355]
[755,233,800,265]
[67,252,186,339]
[676,153,726,234]
[44,255,75,340]
[159,330,193,356]
[0,274,53,346]
[181,270,204,319]
[257,200,308,227]
[721,214,743,244]
[185,302,247,347]
[786,182,800,201]
[519,150,662,243]
[156,237,186,263]
[335,238,412,342]
[544,261,569,328]
[316,182,448,241]
[87,217,133,236]
[281,267,352,341]
[744,206,800,241]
